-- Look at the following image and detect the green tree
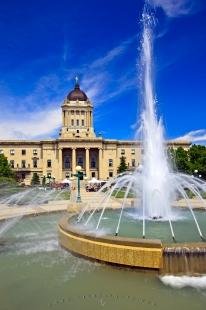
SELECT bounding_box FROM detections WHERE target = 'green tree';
[188,144,206,179]
[117,156,128,174]
[174,147,190,173]
[0,154,14,177]
[31,172,40,186]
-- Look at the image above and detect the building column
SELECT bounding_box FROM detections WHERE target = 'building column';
[86,112,88,127]
[85,148,90,178]
[59,148,63,180]
[98,148,103,179]
[72,148,76,174]
[90,111,92,127]
[88,111,91,127]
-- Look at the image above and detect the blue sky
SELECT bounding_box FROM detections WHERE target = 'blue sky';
[0,0,205,142]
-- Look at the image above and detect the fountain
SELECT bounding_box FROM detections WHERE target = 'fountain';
[58,4,206,275]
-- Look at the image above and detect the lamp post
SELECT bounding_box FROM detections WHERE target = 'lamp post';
[47,174,51,187]
[72,166,84,203]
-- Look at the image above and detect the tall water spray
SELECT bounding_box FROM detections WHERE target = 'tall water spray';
[78,4,206,241]
[140,9,173,219]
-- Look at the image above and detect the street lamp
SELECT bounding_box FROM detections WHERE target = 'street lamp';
[72,166,84,203]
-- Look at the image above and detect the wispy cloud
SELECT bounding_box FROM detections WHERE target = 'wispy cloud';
[0,73,64,140]
[150,0,193,17]
[174,129,206,143]
[90,37,134,69]
[82,37,136,104]
[0,107,61,140]
[0,36,136,140]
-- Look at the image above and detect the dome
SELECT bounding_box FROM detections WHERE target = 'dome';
[67,82,88,101]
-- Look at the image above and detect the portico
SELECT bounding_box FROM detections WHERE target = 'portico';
[61,146,102,179]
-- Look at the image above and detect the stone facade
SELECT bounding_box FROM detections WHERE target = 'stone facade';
[0,81,190,185]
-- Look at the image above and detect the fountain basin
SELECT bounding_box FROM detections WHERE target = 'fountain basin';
[58,214,163,269]
[58,209,206,274]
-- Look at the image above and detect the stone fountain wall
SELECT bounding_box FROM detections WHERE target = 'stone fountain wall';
[58,215,163,269]
[162,246,206,275]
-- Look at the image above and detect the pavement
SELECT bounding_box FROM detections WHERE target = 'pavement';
[0,187,206,221]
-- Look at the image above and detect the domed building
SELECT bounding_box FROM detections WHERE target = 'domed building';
[0,79,190,184]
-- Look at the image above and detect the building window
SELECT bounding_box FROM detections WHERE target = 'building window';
[76,110,80,115]
[121,149,125,155]
[81,110,85,115]
[10,160,14,168]
[76,119,79,126]
[109,172,113,178]
[33,159,38,168]
[71,119,74,126]
[77,156,83,166]
[33,149,38,156]
[64,156,70,169]
[91,157,96,168]
[92,172,95,178]
[21,160,26,168]
[81,119,84,126]
[47,160,52,168]
[0,149,3,154]
[132,159,136,167]
[22,149,26,155]
[10,149,15,155]
[108,159,113,167]
[131,149,135,155]
[71,110,74,115]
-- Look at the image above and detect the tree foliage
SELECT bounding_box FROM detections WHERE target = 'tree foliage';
[0,154,14,178]
[31,172,40,185]
[168,145,206,179]
[117,156,128,174]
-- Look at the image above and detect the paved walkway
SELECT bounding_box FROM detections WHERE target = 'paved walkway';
[0,187,206,221]
[0,200,68,221]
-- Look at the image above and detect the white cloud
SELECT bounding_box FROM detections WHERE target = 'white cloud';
[174,129,206,143]
[0,37,135,140]
[90,37,134,69]
[0,73,64,140]
[0,107,61,140]
[150,0,193,17]
[79,38,136,106]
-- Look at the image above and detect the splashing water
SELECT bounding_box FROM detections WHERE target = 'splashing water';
[160,275,206,290]
[0,187,69,236]
[77,5,206,241]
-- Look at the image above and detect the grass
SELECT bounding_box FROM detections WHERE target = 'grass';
[111,190,135,198]
[0,185,70,204]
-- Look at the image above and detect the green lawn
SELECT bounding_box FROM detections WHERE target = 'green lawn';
[111,190,135,198]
